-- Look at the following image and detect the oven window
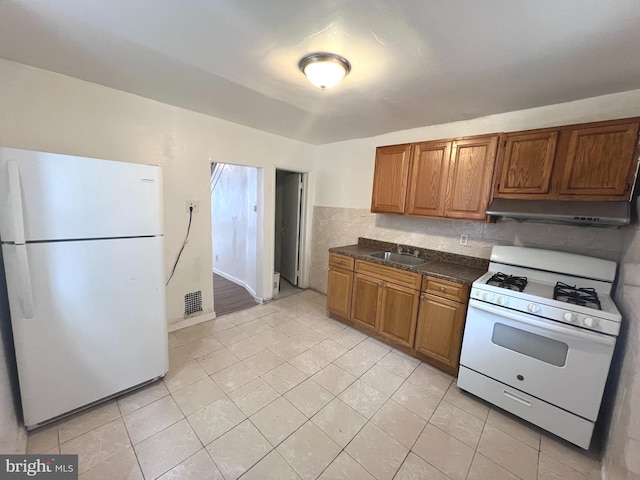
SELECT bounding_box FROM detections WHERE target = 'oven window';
[492,323,568,367]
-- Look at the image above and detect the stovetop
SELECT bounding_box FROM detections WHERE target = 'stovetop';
[472,270,621,336]
[553,282,601,310]
[486,272,528,292]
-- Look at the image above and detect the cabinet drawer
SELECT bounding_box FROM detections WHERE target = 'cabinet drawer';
[422,277,469,303]
[355,260,421,290]
[329,253,354,271]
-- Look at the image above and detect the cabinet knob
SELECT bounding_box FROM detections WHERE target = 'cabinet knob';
[440,286,446,292]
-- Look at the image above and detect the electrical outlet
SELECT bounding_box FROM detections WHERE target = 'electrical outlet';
[186,200,199,213]
[459,234,468,246]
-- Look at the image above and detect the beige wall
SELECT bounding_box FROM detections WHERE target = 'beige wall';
[0,58,315,327]
[310,90,640,480]
[309,207,628,293]
[310,89,640,293]
[314,89,640,210]
[603,221,640,480]
[0,58,314,447]
[1,55,639,468]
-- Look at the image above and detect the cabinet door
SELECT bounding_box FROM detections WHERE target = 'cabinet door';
[371,144,412,213]
[497,131,558,194]
[378,283,419,347]
[326,267,353,320]
[444,135,499,220]
[351,273,382,330]
[406,141,451,217]
[415,293,466,370]
[559,122,639,198]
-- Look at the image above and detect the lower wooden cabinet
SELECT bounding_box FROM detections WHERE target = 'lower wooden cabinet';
[378,283,419,347]
[351,261,421,348]
[326,252,471,375]
[326,253,355,321]
[414,279,469,375]
[415,294,465,366]
[351,273,382,330]
[326,266,353,320]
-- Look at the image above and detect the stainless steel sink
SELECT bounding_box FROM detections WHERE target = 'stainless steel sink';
[368,251,428,266]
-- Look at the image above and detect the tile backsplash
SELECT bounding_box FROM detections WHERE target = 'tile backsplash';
[603,223,640,479]
[309,206,628,294]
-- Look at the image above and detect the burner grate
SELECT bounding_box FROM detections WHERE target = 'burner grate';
[486,272,528,292]
[553,282,601,310]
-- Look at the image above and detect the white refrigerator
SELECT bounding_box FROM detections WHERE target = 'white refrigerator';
[0,147,168,428]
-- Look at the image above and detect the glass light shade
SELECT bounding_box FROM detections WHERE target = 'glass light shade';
[299,53,351,90]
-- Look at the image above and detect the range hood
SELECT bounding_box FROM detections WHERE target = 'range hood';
[486,198,630,227]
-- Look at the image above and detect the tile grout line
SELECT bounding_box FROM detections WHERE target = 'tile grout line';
[61,292,596,479]
[397,378,455,480]
[115,399,147,480]
[463,417,488,480]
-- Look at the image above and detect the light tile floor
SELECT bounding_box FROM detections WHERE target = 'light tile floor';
[27,290,603,480]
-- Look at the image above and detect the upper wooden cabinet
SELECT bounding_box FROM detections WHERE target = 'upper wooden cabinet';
[444,135,499,220]
[371,144,412,213]
[494,118,640,201]
[497,131,558,194]
[405,141,451,217]
[560,122,639,197]
[374,135,499,221]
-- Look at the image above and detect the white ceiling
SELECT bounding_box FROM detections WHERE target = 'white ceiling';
[1,1,639,145]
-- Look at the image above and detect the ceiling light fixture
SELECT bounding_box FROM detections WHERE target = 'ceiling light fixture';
[299,52,351,90]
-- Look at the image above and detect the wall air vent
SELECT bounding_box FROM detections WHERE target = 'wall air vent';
[184,291,203,316]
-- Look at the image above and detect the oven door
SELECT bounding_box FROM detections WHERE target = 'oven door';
[460,299,616,421]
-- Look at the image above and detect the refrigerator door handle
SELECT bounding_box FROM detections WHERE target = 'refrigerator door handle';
[16,244,34,318]
[8,161,34,318]
[8,160,27,244]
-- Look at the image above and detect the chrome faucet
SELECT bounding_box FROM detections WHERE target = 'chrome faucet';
[413,249,420,257]
[397,244,403,254]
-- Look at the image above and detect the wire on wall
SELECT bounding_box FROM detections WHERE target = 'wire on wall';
[166,206,194,286]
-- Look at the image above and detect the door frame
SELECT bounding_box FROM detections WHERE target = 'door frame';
[210,162,263,302]
[274,168,309,291]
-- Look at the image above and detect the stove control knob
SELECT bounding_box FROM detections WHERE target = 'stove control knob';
[563,312,576,323]
[527,303,540,314]
[498,296,509,306]
[482,293,490,301]
[584,317,599,328]
[497,296,504,305]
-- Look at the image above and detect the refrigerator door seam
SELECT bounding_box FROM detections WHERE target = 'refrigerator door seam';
[15,244,34,318]
[18,234,164,244]
[8,160,26,245]
[7,161,34,317]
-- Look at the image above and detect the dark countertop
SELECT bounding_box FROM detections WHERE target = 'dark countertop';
[329,239,488,286]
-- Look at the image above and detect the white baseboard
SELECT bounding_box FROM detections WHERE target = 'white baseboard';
[168,311,216,332]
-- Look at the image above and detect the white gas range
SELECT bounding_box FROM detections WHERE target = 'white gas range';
[458,246,621,449]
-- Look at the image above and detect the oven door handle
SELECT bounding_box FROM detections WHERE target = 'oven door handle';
[469,299,616,346]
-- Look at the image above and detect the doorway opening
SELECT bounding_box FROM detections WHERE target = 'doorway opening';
[274,169,305,299]
[210,162,261,316]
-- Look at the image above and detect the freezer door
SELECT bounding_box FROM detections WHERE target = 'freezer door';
[2,237,168,427]
[0,147,163,242]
